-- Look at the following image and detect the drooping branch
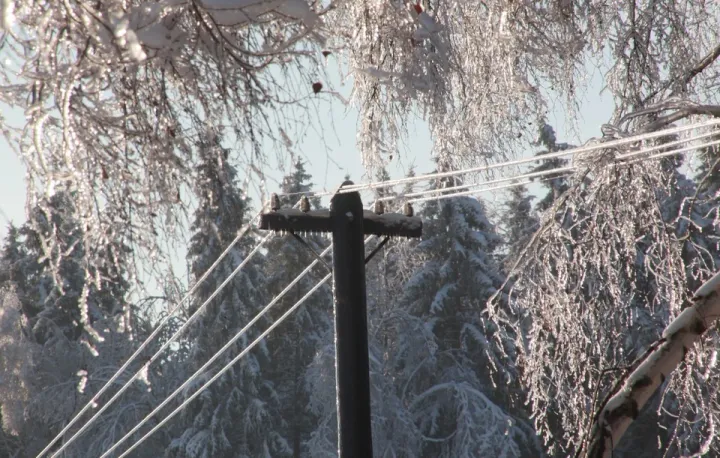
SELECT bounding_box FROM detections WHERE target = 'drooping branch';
[583,272,720,458]
[642,42,720,106]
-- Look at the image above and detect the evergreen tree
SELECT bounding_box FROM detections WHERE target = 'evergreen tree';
[262,160,333,458]
[0,189,160,458]
[531,124,573,213]
[166,131,287,458]
[502,184,538,268]
[389,174,539,456]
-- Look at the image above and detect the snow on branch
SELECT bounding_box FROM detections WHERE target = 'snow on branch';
[583,278,720,458]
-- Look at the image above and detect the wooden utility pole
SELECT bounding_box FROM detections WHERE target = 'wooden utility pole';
[260,182,422,458]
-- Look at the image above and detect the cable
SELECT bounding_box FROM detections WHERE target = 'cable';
[338,118,720,194]
[47,231,275,458]
[99,241,336,458]
[620,137,720,165]
[411,137,720,204]
[280,118,720,199]
[112,271,334,458]
[392,166,576,202]
[401,131,720,204]
[409,179,533,203]
[36,209,264,458]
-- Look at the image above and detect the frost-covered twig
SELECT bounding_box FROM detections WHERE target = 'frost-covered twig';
[583,274,720,458]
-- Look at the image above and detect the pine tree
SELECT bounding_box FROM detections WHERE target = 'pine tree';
[390,175,539,457]
[166,130,287,458]
[531,124,573,213]
[502,184,538,268]
[262,160,333,458]
[0,188,158,457]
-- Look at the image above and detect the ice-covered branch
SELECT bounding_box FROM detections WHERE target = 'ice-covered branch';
[584,273,720,458]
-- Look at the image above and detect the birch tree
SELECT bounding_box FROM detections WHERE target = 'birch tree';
[5,0,719,292]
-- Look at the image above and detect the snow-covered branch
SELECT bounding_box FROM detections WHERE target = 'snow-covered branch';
[584,273,720,458]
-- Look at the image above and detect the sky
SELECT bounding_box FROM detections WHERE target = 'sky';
[0,58,615,242]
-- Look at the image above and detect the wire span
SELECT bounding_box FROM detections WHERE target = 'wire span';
[410,136,720,203]
[114,271,334,458]
[36,209,264,458]
[279,118,720,199]
[99,241,335,458]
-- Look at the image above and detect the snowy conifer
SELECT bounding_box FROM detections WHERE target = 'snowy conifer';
[262,160,333,457]
[0,189,164,457]
[389,174,538,456]
[531,124,574,213]
[502,184,538,268]
[166,130,287,458]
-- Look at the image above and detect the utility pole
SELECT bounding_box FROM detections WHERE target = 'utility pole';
[259,181,422,458]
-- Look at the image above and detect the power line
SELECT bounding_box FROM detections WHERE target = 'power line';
[99,240,335,458]
[36,209,265,458]
[46,230,276,458]
[341,119,720,194]
[101,200,383,457]
[113,270,334,458]
[409,178,544,204]
[403,130,720,203]
[410,136,720,203]
[280,118,720,199]
[400,166,575,202]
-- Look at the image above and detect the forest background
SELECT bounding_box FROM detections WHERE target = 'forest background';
[2,1,720,457]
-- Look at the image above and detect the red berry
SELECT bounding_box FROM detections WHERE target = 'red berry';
[413,2,422,14]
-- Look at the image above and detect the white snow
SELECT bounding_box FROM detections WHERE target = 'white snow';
[662,306,700,338]
[199,0,265,8]
[1,0,15,30]
[275,0,318,28]
[693,269,720,299]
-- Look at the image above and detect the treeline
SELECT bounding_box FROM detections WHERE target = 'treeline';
[1,125,718,457]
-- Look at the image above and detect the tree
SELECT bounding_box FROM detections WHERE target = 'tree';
[501,184,538,268]
[498,141,720,455]
[262,160,333,458]
[530,124,574,213]
[0,189,166,458]
[5,0,719,293]
[166,129,287,458]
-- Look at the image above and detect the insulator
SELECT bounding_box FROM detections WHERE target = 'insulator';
[300,195,311,212]
[374,200,385,215]
[270,193,281,211]
[403,202,414,217]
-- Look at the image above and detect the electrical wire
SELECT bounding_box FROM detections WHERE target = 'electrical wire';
[279,118,720,199]
[410,136,720,203]
[409,178,542,204]
[99,240,336,458]
[396,166,576,202]
[113,271,334,458]
[101,199,382,458]
[88,130,719,455]
[36,209,265,458]
[385,131,720,204]
[47,231,276,458]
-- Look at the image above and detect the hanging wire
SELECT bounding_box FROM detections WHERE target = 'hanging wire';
[113,271,334,458]
[99,240,336,458]
[47,231,276,458]
[409,136,720,203]
[396,166,576,202]
[408,178,544,204]
[279,118,720,199]
[68,131,720,456]
[36,208,266,458]
[102,206,383,457]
